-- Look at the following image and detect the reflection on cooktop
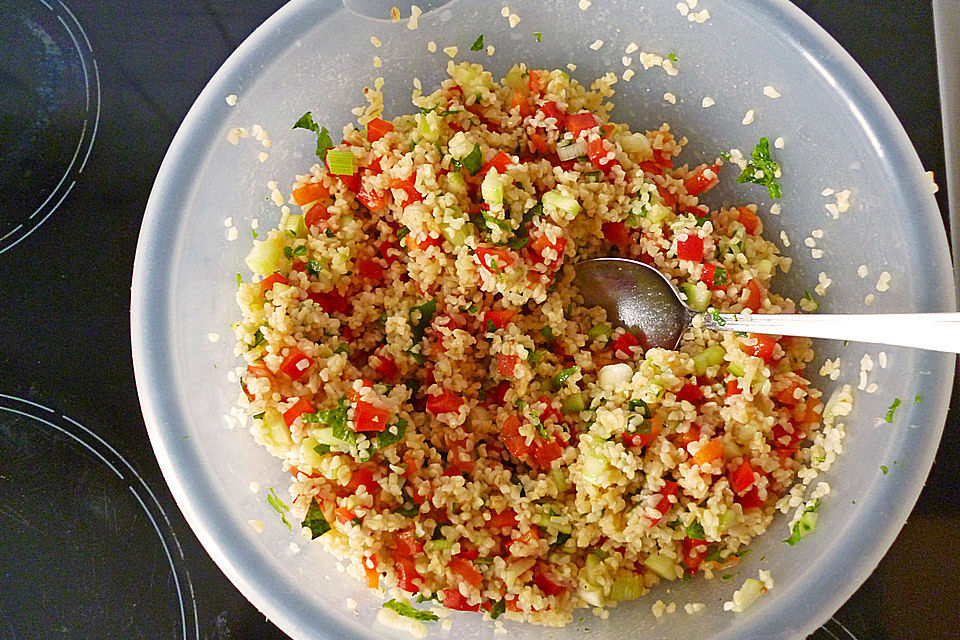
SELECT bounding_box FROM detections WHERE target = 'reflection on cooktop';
[0,394,198,640]
[0,0,99,255]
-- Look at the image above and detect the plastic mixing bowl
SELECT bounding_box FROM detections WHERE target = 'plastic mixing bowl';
[132,1,955,639]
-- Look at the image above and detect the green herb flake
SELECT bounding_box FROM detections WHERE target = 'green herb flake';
[527,350,546,367]
[470,35,484,52]
[384,599,439,622]
[458,143,483,176]
[292,111,334,159]
[540,325,555,341]
[236,273,244,286]
[534,32,542,43]
[881,465,889,474]
[721,573,737,581]
[738,137,782,199]
[376,418,407,450]
[884,398,902,423]
[409,298,438,342]
[251,228,258,239]
[915,394,923,403]
[551,366,578,391]
[709,308,726,326]
[686,520,706,540]
[302,499,331,538]
[266,488,292,530]
[783,500,820,545]
[334,343,350,355]
[490,599,507,619]
[668,52,677,61]
[802,289,821,312]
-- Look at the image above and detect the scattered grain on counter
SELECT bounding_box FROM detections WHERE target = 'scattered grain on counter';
[814,272,832,296]
[625,42,639,54]
[770,203,782,215]
[443,46,458,58]
[589,39,604,50]
[876,271,892,292]
[579,0,592,9]
[774,136,785,149]
[226,94,238,106]
[762,85,781,99]
[779,230,790,247]
[207,332,221,343]
[819,358,841,380]
[664,92,677,104]
[370,36,382,47]
[508,13,521,27]
[622,56,633,67]
[865,293,875,305]
[857,264,869,278]
[684,602,706,614]
[702,96,715,108]
[248,519,265,534]
[742,109,756,125]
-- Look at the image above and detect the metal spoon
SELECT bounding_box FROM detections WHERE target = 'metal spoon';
[573,257,960,353]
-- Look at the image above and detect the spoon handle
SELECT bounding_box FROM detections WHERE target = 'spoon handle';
[704,312,960,353]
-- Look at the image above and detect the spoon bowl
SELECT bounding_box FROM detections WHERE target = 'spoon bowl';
[573,257,960,353]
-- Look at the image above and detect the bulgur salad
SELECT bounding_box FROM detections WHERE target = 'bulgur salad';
[232,61,827,626]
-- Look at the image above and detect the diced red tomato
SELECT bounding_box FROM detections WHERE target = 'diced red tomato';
[537,395,562,424]
[426,389,464,415]
[279,347,313,381]
[743,280,763,312]
[336,172,361,193]
[622,416,662,449]
[508,528,540,556]
[497,354,519,377]
[395,529,423,557]
[650,481,678,525]
[481,151,514,176]
[307,290,352,315]
[730,461,757,493]
[726,379,742,397]
[526,69,541,95]
[488,508,519,530]
[484,309,517,330]
[775,380,807,405]
[357,258,385,283]
[353,400,390,432]
[372,353,398,380]
[488,381,510,406]
[447,438,475,474]
[366,117,394,142]
[441,588,479,611]
[393,556,422,593]
[602,221,633,250]
[691,438,724,466]
[357,178,386,211]
[684,162,722,196]
[700,263,727,290]
[292,181,329,206]
[737,207,761,234]
[587,137,619,174]
[246,361,274,380]
[304,202,331,229]
[282,397,314,427]
[450,556,483,590]
[475,247,515,274]
[612,332,640,357]
[500,415,531,457]
[509,88,531,117]
[656,184,677,208]
[675,383,704,403]
[682,537,707,571]
[600,123,615,138]
[533,565,565,596]
[377,240,401,266]
[677,234,705,262]
[334,507,357,525]
[259,272,289,295]
[538,101,566,126]
[533,438,563,468]
[772,423,804,448]
[742,333,778,363]
[406,233,443,252]
[529,130,550,154]
[565,112,598,137]
[345,464,378,496]
[389,174,423,206]
[792,397,822,425]
[529,233,567,269]
[735,487,764,510]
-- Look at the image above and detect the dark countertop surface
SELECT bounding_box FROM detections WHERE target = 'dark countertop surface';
[0,1,956,639]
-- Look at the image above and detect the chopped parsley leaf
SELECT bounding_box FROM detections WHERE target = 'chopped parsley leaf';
[266,488,292,530]
[302,499,330,538]
[384,599,439,622]
[470,35,484,52]
[551,366,578,391]
[915,394,923,403]
[490,598,507,618]
[376,418,407,450]
[668,52,677,61]
[486,319,496,332]
[540,325,555,341]
[292,111,334,159]
[506,235,529,250]
[409,298,438,342]
[334,343,350,355]
[251,228,258,239]
[884,398,902,423]
[456,142,483,175]
[710,308,726,326]
[527,349,546,367]
[881,465,889,474]
[534,32,542,42]
[313,442,331,456]
[397,226,410,242]
[737,137,782,198]
[236,272,244,286]
[686,520,706,540]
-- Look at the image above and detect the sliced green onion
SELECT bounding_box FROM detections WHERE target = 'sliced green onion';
[561,392,586,414]
[643,552,678,580]
[587,323,612,339]
[282,214,307,238]
[609,570,645,601]
[326,149,357,175]
[551,366,578,391]
[692,344,726,376]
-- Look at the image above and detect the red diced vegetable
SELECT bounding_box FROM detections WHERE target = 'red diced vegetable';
[526,69,540,95]
[650,481,678,525]
[691,438,724,466]
[677,234,705,262]
[737,207,761,234]
[500,415,530,457]
[484,308,517,329]
[726,379,742,397]
[304,202,331,229]
[509,88,531,117]
[684,162,722,196]
[390,174,423,206]
[357,178,386,211]
[282,397,314,427]
[565,112,598,137]
[533,565,565,596]
[353,400,390,432]
[334,507,357,525]
[475,247,515,274]
[395,529,423,557]
[497,354,519,377]
[426,389,464,415]
[682,537,707,571]
[612,332,640,357]
[529,130,550,154]
[488,381,510,405]
[481,151,513,175]
[259,272,289,295]
[357,258,385,283]
[366,117,394,142]
[730,461,757,493]
[292,181,329,206]
[700,263,728,290]
[488,508,519,530]
[735,486,763,510]
[742,333,778,363]
[532,438,563,468]
[345,464,378,495]
[450,556,483,590]
[337,172,361,193]
[307,290,352,315]
[373,353,398,380]
[441,588,479,611]
[538,101,566,125]
[602,221,632,250]
[279,347,313,381]
[393,556,422,593]
[743,280,763,312]
[675,383,704,403]
[587,137,619,174]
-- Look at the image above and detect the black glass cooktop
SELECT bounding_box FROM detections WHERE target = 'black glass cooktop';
[0,1,956,638]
